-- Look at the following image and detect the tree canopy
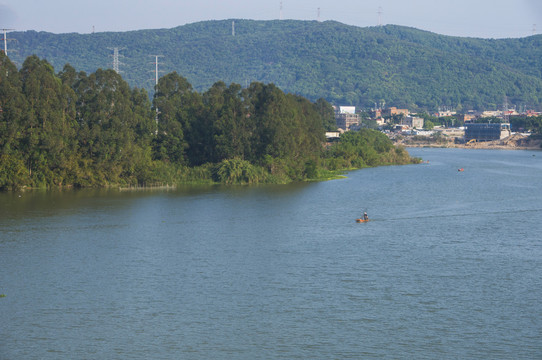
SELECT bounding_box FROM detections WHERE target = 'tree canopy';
[0,53,416,190]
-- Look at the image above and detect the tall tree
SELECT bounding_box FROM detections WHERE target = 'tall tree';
[152,72,202,165]
[19,55,78,186]
[0,53,29,189]
[73,68,148,184]
[315,98,337,131]
[211,82,251,162]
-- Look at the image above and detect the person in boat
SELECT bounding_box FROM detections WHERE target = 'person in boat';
[363,212,369,221]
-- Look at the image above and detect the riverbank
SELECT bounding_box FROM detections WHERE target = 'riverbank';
[397,134,542,150]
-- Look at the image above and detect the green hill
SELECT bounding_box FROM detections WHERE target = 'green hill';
[8,20,542,111]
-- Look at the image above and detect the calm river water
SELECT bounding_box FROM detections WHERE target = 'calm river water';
[1,148,541,359]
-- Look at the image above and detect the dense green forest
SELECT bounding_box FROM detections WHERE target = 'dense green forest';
[0,53,416,190]
[7,20,542,111]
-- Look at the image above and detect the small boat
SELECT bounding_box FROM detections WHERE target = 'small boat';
[458,168,464,172]
[356,218,370,223]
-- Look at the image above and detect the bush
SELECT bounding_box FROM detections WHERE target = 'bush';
[213,158,268,184]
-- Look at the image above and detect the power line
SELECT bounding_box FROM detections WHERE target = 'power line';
[107,47,126,74]
[150,55,164,131]
[150,54,164,86]
[1,29,15,56]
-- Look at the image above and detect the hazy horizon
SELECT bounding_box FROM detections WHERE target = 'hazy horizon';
[1,0,541,39]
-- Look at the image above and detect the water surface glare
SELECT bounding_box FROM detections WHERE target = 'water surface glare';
[1,148,541,359]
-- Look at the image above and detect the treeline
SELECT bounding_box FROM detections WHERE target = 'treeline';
[0,54,416,190]
[508,116,542,136]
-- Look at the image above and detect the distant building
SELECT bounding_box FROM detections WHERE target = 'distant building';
[375,117,386,126]
[371,109,382,119]
[525,110,542,117]
[393,124,410,132]
[437,110,456,117]
[457,114,476,123]
[465,123,511,142]
[404,116,424,129]
[480,110,502,118]
[338,106,356,114]
[502,109,519,119]
[334,106,360,130]
[325,131,341,141]
[413,130,435,136]
[382,107,409,118]
[336,113,360,130]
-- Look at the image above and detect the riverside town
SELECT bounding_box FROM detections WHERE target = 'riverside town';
[328,105,542,150]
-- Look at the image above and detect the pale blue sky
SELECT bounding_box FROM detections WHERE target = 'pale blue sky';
[1,0,541,38]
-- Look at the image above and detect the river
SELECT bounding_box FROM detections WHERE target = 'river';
[1,148,541,359]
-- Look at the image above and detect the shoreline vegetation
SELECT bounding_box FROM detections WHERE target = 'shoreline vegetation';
[0,54,418,191]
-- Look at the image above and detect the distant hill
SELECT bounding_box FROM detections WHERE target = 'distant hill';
[8,20,542,111]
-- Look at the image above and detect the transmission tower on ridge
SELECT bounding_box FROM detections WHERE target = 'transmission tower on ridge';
[108,47,125,74]
[377,7,383,26]
[150,55,164,87]
[280,1,283,20]
[1,29,15,55]
[150,55,165,130]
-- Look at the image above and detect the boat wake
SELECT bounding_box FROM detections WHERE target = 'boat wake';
[381,208,542,222]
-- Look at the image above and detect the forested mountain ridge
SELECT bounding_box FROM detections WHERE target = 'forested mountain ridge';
[7,20,542,111]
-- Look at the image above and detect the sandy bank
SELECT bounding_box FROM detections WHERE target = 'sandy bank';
[398,134,542,151]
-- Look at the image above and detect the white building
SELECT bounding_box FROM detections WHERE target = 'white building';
[338,106,356,114]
